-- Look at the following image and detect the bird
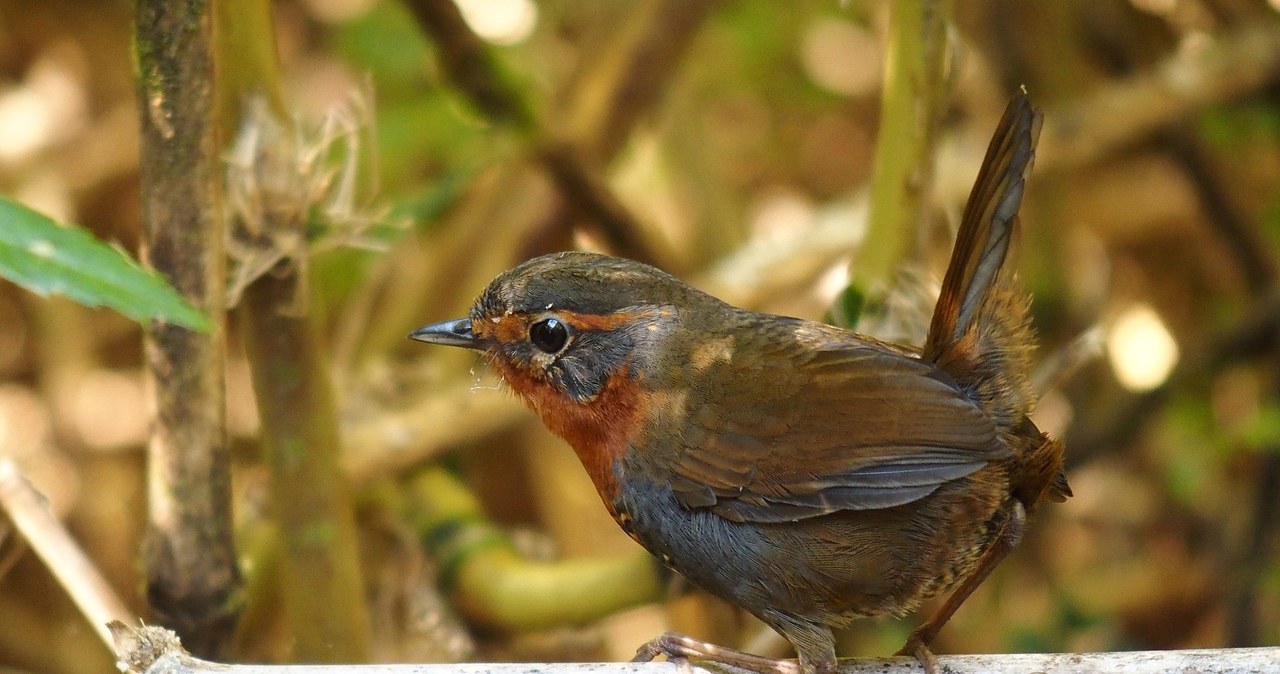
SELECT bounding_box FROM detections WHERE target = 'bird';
[410,92,1069,674]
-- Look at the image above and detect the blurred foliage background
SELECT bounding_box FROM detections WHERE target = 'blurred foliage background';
[2,0,1280,672]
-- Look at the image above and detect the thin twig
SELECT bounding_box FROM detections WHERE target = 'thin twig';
[343,381,528,486]
[400,0,534,127]
[0,458,136,650]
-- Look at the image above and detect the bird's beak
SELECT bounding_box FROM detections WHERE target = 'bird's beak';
[408,318,484,350]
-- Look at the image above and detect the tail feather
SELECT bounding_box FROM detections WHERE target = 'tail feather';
[925,93,1069,506]
[924,93,1042,433]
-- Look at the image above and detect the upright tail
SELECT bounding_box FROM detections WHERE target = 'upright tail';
[924,93,1069,505]
[924,93,1040,429]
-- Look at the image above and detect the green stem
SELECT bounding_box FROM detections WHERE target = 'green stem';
[404,468,664,631]
[214,0,371,660]
[240,269,371,661]
[852,0,951,296]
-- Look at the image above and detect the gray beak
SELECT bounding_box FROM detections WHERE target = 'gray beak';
[408,318,483,349]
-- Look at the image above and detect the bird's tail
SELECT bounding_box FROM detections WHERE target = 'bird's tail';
[923,93,1069,504]
[924,92,1040,433]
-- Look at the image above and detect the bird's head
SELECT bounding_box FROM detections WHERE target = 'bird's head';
[410,252,720,441]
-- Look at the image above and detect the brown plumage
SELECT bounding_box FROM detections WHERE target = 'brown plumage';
[411,93,1068,674]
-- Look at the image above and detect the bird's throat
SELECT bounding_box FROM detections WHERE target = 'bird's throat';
[495,362,645,512]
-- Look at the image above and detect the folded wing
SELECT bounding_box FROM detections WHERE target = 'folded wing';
[668,343,1008,523]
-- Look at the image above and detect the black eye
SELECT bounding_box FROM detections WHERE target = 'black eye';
[529,318,569,354]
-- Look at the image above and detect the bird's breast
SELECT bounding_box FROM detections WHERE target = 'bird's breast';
[495,358,649,513]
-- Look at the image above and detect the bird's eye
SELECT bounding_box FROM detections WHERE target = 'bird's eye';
[529,318,570,354]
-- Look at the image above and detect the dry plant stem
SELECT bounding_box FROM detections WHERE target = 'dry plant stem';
[343,382,528,486]
[241,268,372,662]
[0,459,137,649]
[854,0,951,291]
[134,0,239,657]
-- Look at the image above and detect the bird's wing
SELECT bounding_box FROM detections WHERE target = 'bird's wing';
[667,340,1009,523]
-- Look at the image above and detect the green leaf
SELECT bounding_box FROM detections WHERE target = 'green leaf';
[0,197,210,331]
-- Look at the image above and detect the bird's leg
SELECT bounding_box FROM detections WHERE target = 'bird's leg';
[896,501,1027,674]
[634,632,805,674]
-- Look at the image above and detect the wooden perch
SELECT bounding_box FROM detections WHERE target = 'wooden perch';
[110,621,1280,674]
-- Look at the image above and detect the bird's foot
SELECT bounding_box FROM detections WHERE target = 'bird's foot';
[634,631,803,674]
[895,635,942,674]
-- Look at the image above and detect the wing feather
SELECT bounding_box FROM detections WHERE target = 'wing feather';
[667,340,1007,522]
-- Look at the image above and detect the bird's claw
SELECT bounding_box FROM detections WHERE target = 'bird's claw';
[632,631,801,674]
[895,637,943,674]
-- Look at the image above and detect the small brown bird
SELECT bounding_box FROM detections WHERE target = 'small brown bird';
[411,93,1069,674]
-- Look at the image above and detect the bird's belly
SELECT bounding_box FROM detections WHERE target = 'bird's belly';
[611,469,1009,626]
[615,477,912,623]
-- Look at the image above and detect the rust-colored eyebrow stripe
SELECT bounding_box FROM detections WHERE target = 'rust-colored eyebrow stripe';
[471,308,667,344]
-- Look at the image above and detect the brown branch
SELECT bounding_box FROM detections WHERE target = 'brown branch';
[1039,25,1280,171]
[1162,128,1276,295]
[401,0,715,265]
[134,0,239,657]
[935,24,1280,203]
[400,0,534,127]
[535,142,659,264]
[556,0,719,161]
